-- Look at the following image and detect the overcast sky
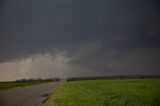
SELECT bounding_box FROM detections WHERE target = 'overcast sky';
[0,0,160,81]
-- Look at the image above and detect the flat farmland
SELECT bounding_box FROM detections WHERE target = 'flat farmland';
[0,82,48,91]
[43,79,160,106]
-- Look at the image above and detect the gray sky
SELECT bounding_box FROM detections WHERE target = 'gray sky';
[0,0,160,81]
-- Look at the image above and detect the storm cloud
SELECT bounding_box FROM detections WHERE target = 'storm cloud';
[0,0,160,81]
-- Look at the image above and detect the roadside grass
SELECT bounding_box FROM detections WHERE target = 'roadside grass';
[0,82,49,91]
[43,79,160,106]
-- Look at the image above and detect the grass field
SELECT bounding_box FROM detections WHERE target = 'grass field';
[43,79,160,106]
[0,82,48,91]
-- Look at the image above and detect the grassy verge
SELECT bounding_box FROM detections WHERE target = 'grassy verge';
[0,82,49,91]
[43,79,160,106]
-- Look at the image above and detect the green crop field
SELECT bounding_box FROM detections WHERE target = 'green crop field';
[0,82,48,91]
[43,79,160,106]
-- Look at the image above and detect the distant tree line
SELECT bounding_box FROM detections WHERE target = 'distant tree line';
[15,77,61,83]
[67,75,160,82]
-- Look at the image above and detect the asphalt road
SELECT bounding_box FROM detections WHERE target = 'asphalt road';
[0,82,59,106]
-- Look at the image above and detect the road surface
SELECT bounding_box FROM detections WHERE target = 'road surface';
[0,82,59,106]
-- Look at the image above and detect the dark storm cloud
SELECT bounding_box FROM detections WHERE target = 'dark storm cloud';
[0,0,160,77]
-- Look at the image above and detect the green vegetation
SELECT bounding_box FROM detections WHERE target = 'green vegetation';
[43,79,160,106]
[0,78,60,91]
[0,82,48,90]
